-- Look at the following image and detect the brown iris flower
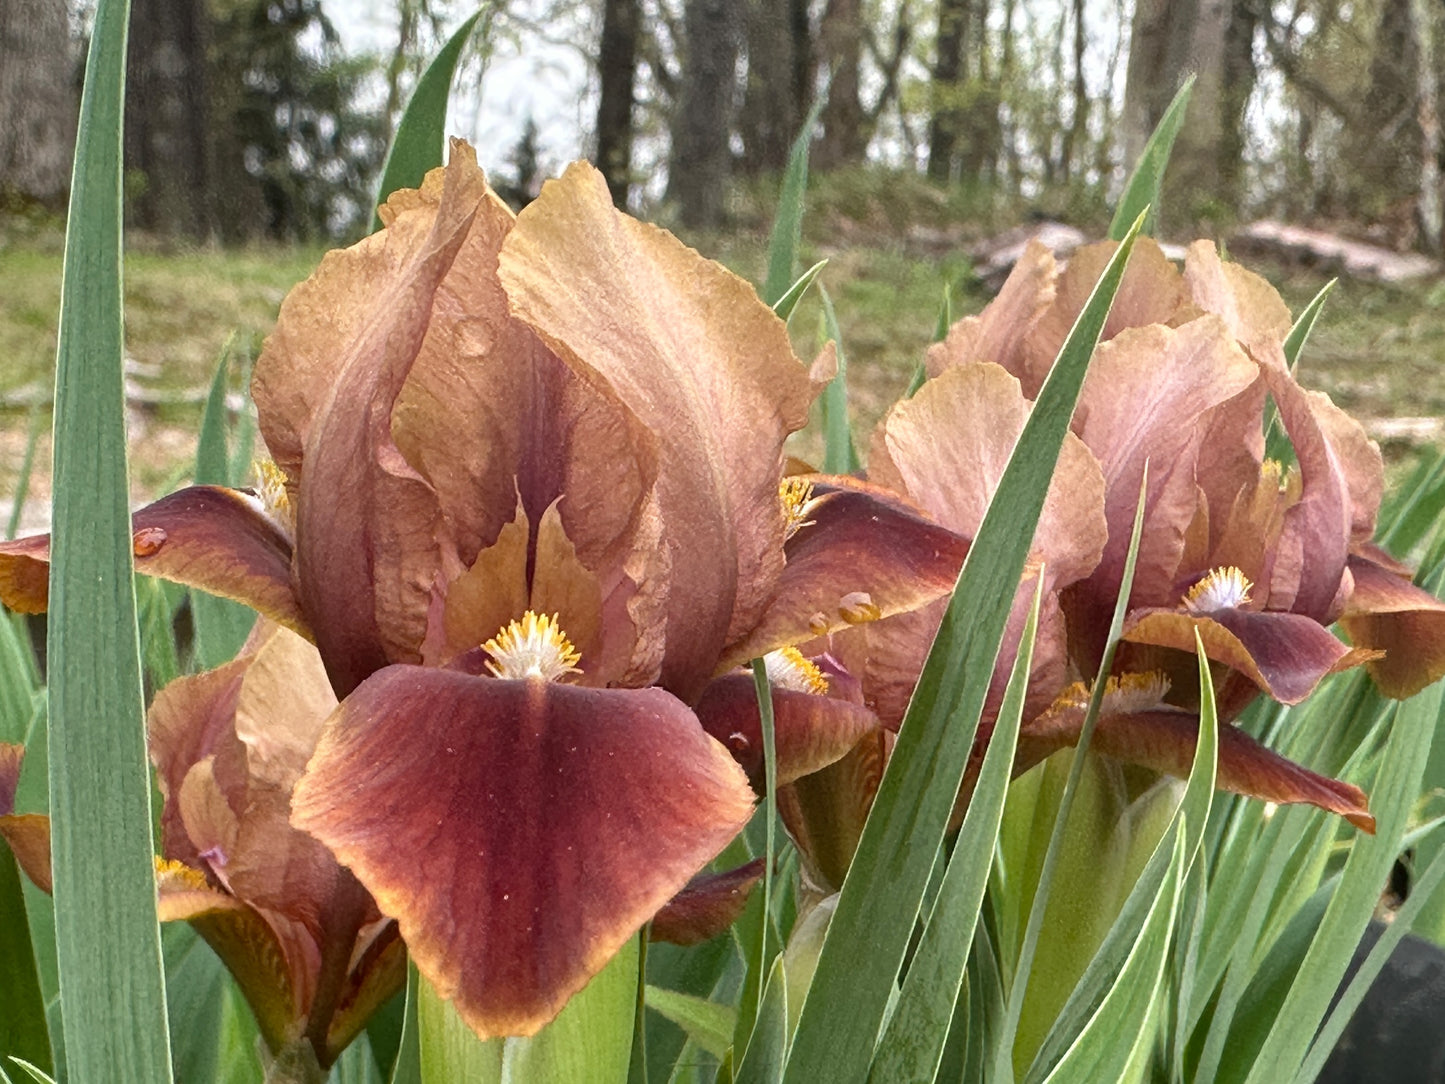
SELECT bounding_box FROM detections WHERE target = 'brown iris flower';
[0,143,961,1038]
[0,625,403,1073]
[825,237,1445,837]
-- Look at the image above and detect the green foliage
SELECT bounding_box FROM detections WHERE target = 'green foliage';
[46,0,174,1077]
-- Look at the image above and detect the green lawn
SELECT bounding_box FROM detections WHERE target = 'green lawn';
[2,200,1441,529]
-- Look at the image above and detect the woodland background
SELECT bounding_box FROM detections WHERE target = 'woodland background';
[3,0,1445,525]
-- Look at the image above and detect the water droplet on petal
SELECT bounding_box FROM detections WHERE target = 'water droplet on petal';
[132,527,168,557]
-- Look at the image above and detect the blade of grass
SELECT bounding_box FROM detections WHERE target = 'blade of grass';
[994,466,1153,1081]
[643,988,736,1061]
[1026,632,1219,1084]
[762,99,825,307]
[191,343,256,669]
[771,260,828,325]
[904,282,954,398]
[817,285,860,474]
[1108,77,1193,240]
[1294,828,1445,1083]
[778,214,1146,1084]
[46,0,174,1075]
[5,407,44,542]
[866,576,1044,1083]
[1232,681,1440,1084]
[1264,279,1336,464]
[387,963,422,1084]
[733,956,790,1084]
[372,11,483,229]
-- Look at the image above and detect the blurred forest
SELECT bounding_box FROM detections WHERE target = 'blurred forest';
[4,0,1445,249]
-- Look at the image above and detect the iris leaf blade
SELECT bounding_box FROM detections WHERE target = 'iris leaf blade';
[763,99,824,307]
[866,576,1044,1084]
[778,214,1146,1084]
[46,0,174,1075]
[817,284,860,474]
[1108,77,1193,240]
[372,11,482,230]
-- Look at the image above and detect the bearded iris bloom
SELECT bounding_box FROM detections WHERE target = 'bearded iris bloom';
[0,143,963,1039]
[803,237,1445,845]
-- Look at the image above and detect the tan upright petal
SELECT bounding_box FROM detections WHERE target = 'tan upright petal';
[1182,240,1293,358]
[1022,238,1195,392]
[1065,318,1260,663]
[925,240,1058,390]
[499,161,813,698]
[283,145,492,695]
[870,362,1107,589]
[1258,358,1352,621]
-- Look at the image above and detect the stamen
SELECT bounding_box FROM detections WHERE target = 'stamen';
[763,647,830,695]
[249,459,295,539]
[1052,671,1173,715]
[1183,566,1252,614]
[153,857,212,892]
[780,477,823,541]
[484,611,583,682]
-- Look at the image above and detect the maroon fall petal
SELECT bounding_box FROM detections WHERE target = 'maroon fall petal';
[694,671,880,790]
[1022,706,1373,831]
[290,667,755,1038]
[1122,607,1377,705]
[650,859,765,945]
[717,479,969,671]
[1340,554,1445,698]
[0,487,307,637]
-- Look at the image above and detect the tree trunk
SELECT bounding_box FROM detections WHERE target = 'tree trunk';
[1345,0,1423,226]
[1122,0,1257,225]
[668,0,743,227]
[816,0,867,167]
[125,0,212,237]
[0,0,74,203]
[1060,0,1087,183]
[739,0,800,175]
[1415,0,1442,252]
[927,0,973,181]
[596,0,640,205]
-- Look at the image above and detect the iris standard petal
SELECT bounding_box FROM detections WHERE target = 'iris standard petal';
[290,666,754,1038]
[498,160,813,698]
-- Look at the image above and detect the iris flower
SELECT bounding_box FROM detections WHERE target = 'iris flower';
[816,237,1445,841]
[0,143,961,1037]
[0,624,404,1071]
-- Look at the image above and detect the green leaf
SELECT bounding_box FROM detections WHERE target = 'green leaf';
[644,931,742,1081]
[763,100,825,307]
[190,343,257,669]
[643,987,736,1061]
[778,215,1146,1084]
[1108,77,1194,240]
[770,260,828,325]
[995,466,1154,1079]
[46,0,174,1075]
[0,846,51,1075]
[866,577,1043,1084]
[372,12,483,230]
[816,285,860,474]
[387,963,422,1084]
[161,923,262,1084]
[1233,680,1441,1084]
[3,1059,56,1084]
[904,283,954,397]
[5,407,44,542]
[418,935,639,1084]
[1025,633,1219,1084]
[1264,278,1336,464]
[733,955,790,1084]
